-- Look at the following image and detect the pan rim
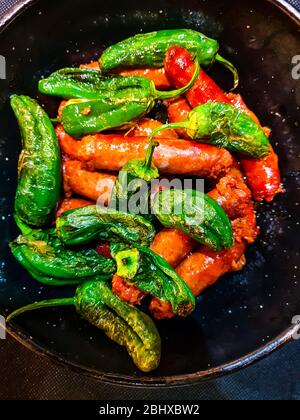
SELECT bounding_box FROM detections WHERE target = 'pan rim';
[1,0,299,387]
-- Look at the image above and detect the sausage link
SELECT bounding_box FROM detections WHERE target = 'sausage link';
[166,98,192,139]
[164,46,230,107]
[57,125,235,179]
[150,228,197,268]
[63,159,116,204]
[56,198,93,219]
[128,118,178,139]
[80,62,172,90]
[112,274,147,306]
[164,46,282,202]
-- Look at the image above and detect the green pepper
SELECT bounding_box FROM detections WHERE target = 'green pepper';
[111,138,159,220]
[10,229,116,287]
[53,64,198,137]
[56,205,156,247]
[149,102,270,158]
[7,280,161,372]
[11,96,61,227]
[99,29,239,89]
[152,189,234,252]
[111,243,195,317]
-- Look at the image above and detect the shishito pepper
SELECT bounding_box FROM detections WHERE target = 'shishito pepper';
[152,189,234,252]
[149,102,270,158]
[7,280,161,372]
[39,64,199,137]
[111,243,195,317]
[56,205,156,247]
[11,96,61,227]
[10,229,116,286]
[99,29,239,89]
[111,137,159,218]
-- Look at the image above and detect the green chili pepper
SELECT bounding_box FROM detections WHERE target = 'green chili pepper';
[149,102,270,158]
[111,243,196,317]
[11,96,61,227]
[56,205,156,247]
[7,280,161,372]
[62,70,199,137]
[40,63,199,137]
[99,29,239,89]
[10,229,116,287]
[152,189,234,252]
[111,138,159,220]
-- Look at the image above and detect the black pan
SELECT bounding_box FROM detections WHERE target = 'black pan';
[0,0,299,387]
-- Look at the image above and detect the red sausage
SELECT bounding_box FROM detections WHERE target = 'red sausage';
[128,118,178,139]
[166,98,192,139]
[63,159,116,204]
[56,197,93,219]
[112,274,147,306]
[226,94,283,202]
[164,46,230,107]
[56,125,235,179]
[150,228,197,268]
[164,46,282,202]
[80,62,172,90]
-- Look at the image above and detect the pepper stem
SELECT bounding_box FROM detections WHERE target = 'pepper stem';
[51,118,61,124]
[149,122,189,144]
[144,138,159,170]
[155,60,200,100]
[215,54,239,90]
[7,297,76,323]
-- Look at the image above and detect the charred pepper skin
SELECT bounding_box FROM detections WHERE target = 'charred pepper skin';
[11,96,61,227]
[99,29,239,88]
[56,205,156,247]
[40,66,199,137]
[111,243,195,318]
[152,189,234,252]
[7,280,161,373]
[10,229,116,286]
[151,102,271,158]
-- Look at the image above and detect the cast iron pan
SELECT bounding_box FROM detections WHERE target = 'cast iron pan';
[0,0,300,387]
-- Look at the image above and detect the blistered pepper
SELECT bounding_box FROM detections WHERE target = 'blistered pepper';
[152,189,234,252]
[7,280,161,372]
[99,29,239,88]
[150,102,270,158]
[11,96,61,227]
[10,229,116,286]
[56,205,156,247]
[39,65,199,137]
[111,243,195,317]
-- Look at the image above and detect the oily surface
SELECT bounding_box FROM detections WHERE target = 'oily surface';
[0,0,300,383]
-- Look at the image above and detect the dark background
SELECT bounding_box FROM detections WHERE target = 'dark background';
[0,0,300,400]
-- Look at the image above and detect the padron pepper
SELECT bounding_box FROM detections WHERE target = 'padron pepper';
[111,243,196,317]
[149,102,270,158]
[10,229,116,286]
[7,280,161,372]
[99,29,239,89]
[11,95,61,227]
[110,137,159,219]
[152,189,234,252]
[39,63,199,137]
[56,205,156,247]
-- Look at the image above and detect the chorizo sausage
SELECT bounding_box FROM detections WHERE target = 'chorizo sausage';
[63,158,116,204]
[56,125,235,179]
